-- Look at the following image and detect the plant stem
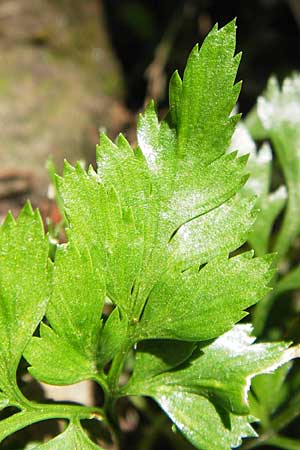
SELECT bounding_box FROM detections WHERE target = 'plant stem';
[93,372,110,404]
[96,334,134,450]
[271,131,300,261]
[268,435,300,450]
[242,394,300,449]
[0,402,105,443]
[107,333,134,395]
[139,414,169,450]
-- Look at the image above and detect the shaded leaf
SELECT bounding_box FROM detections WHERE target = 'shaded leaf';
[125,326,298,449]
[247,75,300,258]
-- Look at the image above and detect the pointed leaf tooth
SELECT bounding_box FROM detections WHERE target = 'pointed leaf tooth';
[63,159,75,176]
[141,99,157,123]
[1,211,15,229]
[177,21,241,164]
[237,153,250,167]
[226,149,238,160]
[169,69,182,126]
[232,81,243,101]
[116,133,133,154]
[19,200,34,217]
[239,249,255,259]
[241,173,250,187]
[233,51,242,68]
[229,112,242,127]
[75,161,87,176]
[99,131,116,149]
[54,172,63,189]
[87,164,97,177]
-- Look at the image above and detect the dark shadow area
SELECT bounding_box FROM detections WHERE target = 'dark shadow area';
[103,0,300,113]
[0,419,66,449]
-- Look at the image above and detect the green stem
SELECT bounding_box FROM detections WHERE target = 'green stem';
[107,337,133,395]
[242,394,300,449]
[104,333,134,450]
[271,131,300,261]
[267,435,300,450]
[93,372,121,446]
[0,402,105,443]
[139,414,169,450]
[271,395,300,431]
[93,372,110,404]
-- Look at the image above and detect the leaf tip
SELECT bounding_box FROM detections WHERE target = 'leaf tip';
[63,159,75,176]
[20,200,34,218]
[1,210,15,229]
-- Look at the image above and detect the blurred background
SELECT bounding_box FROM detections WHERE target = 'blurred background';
[0,0,299,221]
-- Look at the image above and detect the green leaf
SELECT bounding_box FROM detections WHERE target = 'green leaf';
[0,20,295,450]
[97,307,127,368]
[248,75,300,258]
[57,21,248,332]
[267,435,300,450]
[250,363,291,428]
[274,266,300,295]
[25,243,105,385]
[167,192,257,270]
[175,20,241,162]
[138,252,273,341]
[58,147,151,316]
[129,340,196,385]
[25,322,96,385]
[230,123,287,255]
[0,203,50,403]
[125,326,297,449]
[155,392,256,450]
[127,325,291,414]
[32,422,104,449]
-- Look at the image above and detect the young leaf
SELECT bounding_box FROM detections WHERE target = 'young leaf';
[175,21,241,162]
[58,152,151,317]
